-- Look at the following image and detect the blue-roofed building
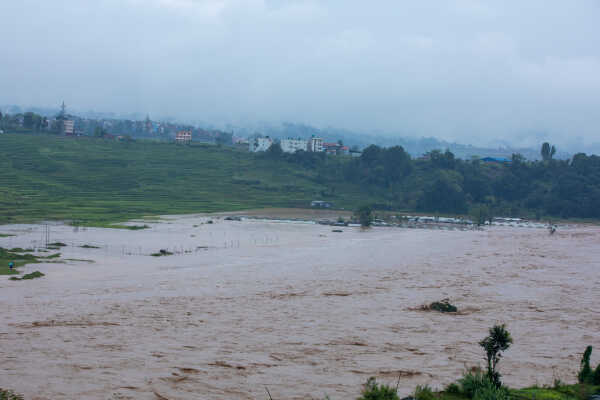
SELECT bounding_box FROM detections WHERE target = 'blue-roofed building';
[481,157,512,164]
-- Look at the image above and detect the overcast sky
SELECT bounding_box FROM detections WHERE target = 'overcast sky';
[1,0,599,149]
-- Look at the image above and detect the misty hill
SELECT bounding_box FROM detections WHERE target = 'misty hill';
[209,122,563,160]
[3,104,576,160]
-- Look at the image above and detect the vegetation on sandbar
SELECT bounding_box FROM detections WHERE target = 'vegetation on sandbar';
[9,271,45,281]
[0,247,58,276]
[151,249,173,257]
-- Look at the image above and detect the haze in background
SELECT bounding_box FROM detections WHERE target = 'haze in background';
[1,0,599,151]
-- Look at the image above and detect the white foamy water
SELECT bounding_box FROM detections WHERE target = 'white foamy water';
[1,215,599,399]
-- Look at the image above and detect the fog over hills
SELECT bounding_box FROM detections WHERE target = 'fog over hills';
[2,102,581,160]
[1,1,599,156]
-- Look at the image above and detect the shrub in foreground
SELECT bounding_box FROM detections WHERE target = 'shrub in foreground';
[0,388,24,400]
[459,370,491,398]
[577,345,600,385]
[414,385,435,400]
[472,384,510,400]
[358,377,399,400]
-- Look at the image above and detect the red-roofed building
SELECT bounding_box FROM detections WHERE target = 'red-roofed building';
[323,142,349,155]
[176,130,192,144]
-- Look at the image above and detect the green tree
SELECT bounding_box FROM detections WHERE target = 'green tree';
[21,112,42,131]
[541,142,556,161]
[215,131,233,145]
[578,346,593,384]
[23,112,35,129]
[479,324,512,388]
[94,126,106,138]
[471,205,491,226]
[357,205,373,228]
[593,363,600,385]
[266,141,283,158]
[417,171,467,214]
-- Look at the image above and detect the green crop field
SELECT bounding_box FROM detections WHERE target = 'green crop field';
[0,133,373,225]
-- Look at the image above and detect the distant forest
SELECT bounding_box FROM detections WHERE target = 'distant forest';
[266,142,600,219]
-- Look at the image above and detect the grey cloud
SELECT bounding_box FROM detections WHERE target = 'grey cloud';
[1,0,599,151]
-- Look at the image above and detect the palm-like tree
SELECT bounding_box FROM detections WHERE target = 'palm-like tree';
[480,324,513,387]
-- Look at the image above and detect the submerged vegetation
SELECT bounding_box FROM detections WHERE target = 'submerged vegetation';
[9,270,45,280]
[426,299,458,313]
[151,249,174,257]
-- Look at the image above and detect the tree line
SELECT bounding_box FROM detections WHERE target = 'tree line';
[266,142,600,219]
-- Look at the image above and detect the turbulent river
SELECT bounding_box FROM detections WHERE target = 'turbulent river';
[1,212,599,399]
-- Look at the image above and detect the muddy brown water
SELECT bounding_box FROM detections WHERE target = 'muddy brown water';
[1,215,599,399]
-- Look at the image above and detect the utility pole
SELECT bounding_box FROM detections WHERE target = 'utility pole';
[44,224,50,248]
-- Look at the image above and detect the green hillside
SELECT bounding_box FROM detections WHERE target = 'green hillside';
[2,133,600,225]
[0,133,372,225]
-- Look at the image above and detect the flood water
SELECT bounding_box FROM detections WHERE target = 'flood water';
[1,213,599,399]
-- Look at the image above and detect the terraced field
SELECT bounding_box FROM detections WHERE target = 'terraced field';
[0,133,373,225]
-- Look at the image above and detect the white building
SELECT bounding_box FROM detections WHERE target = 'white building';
[280,138,307,153]
[309,136,323,152]
[249,137,273,152]
[63,120,74,135]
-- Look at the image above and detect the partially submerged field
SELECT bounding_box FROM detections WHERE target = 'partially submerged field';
[0,215,599,399]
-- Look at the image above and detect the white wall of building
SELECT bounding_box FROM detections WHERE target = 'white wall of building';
[64,120,74,135]
[309,137,323,152]
[249,137,273,152]
[281,138,307,153]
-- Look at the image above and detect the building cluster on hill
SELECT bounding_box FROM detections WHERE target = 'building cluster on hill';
[249,136,354,155]
[0,102,523,163]
[0,103,235,145]
[0,104,359,155]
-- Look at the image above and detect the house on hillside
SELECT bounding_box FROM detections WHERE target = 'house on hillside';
[63,120,74,136]
[309,136,323,152]
[481,157,511,165]
[323,142,350,155]
[281,138,307,153]
[311,200,333,208]
[323,142,340,154]
[175,130,192,144]
[249,136,273,152]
